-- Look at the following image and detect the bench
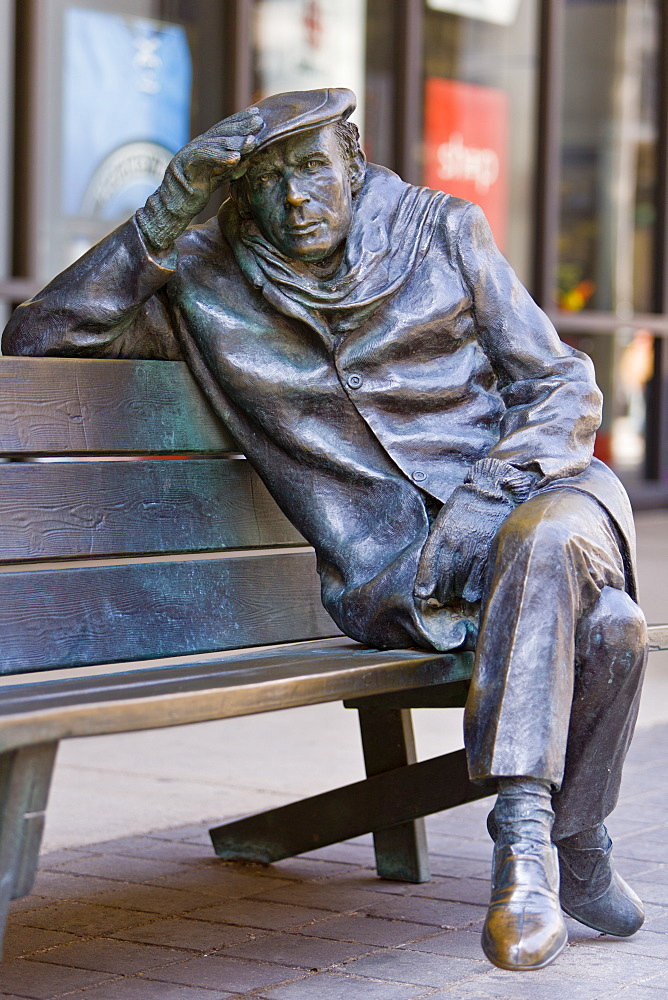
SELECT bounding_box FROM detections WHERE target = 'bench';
[0,356,666,957]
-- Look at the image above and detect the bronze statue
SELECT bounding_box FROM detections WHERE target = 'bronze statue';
[2,88,648,972]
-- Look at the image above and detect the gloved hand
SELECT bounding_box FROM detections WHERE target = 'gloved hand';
[414,458,535,606]
[136,108,264,250]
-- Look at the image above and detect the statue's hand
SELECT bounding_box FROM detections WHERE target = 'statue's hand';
[414,459,535,606]
[137,108,263,251]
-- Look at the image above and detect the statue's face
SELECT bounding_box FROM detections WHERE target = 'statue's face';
[244,126,355,263]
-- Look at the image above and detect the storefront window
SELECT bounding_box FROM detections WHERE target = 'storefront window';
[558,0,659,316]
[0,0,13,329]
[253,0,368,137]
[422,0,539,285]
[558,0,661,480]
[31,0,224,282]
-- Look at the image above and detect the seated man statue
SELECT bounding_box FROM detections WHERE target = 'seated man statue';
[2,88,648,972]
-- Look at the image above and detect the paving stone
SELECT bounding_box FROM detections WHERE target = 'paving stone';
[254,881,382,912]
[603,988,668,999]
[267,857,364,880]
[64,981,235,999]
[1,923,81,959]
[148,824,215,845]
[112,917,258,952]
[221,930,371,969]
[428,856,491,880]
[526,945,668,985]
[15,901,150,935]
[571,927,668,960]
[54,854,192,882]
[336,950,488,987]
[258,971,425,999]
[151,867,292,898]
[74,837,214,864]
[29,871,123,900]
[146,954,304,992]
[0,958,114,998]
[184,898,327,930]
[626,880,668,905]
[364,893,487,929]
[428,835,492,863]
[401,928,486,960]
[87,883,217,914]
[30,938,193,974]
[443,973,612,999]
[412,877,490,906]
[298,913,433,947]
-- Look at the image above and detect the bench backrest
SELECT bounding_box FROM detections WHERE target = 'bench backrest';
[0,358,339,676]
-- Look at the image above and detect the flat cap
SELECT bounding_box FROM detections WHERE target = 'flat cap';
[248,88,356,153]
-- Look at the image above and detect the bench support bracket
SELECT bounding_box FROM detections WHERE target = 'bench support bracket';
[209,744,490,877]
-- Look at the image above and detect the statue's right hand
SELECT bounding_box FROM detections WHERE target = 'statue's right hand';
[137,108,263,250]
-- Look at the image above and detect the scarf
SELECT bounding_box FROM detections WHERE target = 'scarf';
[219,164,448,339]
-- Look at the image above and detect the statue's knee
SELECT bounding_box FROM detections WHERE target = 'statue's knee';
[580,586,648,664]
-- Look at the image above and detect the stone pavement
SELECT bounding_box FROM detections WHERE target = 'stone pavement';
[2,718,668,999]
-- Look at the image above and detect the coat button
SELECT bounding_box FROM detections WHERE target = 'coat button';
[347,373,363,389]
[412,470,427,482]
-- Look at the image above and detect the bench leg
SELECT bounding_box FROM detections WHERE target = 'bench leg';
[357,707,430,882]
[0,742,58,957]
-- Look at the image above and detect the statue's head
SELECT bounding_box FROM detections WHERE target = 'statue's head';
[229,89,366,263]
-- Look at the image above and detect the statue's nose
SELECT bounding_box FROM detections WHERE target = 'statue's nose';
[285,177,309,206]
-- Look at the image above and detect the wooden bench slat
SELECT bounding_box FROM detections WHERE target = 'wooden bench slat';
[0,358,235,454]
[0,460,304,560]
[648,624,668,651]
[0,641,473,751]
[0,552,339,673]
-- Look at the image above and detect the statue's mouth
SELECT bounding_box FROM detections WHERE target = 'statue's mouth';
[286,220,323,235]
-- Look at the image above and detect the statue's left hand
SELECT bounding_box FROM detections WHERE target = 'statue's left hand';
[414,485,514,606]
[414,458,535,606]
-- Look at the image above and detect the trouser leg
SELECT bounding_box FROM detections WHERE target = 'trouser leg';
[551,585,647,838]
[464,489,641,811]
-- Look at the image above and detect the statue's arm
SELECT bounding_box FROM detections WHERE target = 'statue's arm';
[2,219,182,359]
[2,107,263,360]
[415,204,603,605]
[453,202,602,487]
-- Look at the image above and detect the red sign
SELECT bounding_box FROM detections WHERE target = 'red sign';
[424,77,508,251]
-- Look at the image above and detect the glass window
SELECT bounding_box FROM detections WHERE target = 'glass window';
[558,0,660,316]
[422,0,540,285]
[29,0,224,283]
[252,0,368,137]
[557,0,661,483]
[0,0,13,329]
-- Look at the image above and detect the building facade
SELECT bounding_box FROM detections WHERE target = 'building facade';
[1,0,667,504]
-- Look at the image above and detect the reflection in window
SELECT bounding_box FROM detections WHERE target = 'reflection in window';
[558,0,659,315]
[253,0,367,138]
[422,0,538,284]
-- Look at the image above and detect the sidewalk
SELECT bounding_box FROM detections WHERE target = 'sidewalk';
[2,511,667,998]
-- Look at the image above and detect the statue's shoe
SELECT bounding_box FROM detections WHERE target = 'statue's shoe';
[481,841,568,971]
[487,811,645,938]
[558,832,644,937]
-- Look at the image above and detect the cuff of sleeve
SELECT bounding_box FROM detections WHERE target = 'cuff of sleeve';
[133,214,179,271]
[466,457,536,504]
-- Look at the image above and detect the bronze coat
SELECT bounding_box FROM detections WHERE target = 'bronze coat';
[2,165,636,650]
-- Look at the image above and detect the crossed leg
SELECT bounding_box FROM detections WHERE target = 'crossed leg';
[462,487,648,970]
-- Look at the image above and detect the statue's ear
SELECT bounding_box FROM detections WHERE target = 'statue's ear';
[349,149,367,195]
[229,177,252,219]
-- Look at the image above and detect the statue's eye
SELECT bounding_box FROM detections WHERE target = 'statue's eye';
[303,158,326,172]
[255,171,278,186]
